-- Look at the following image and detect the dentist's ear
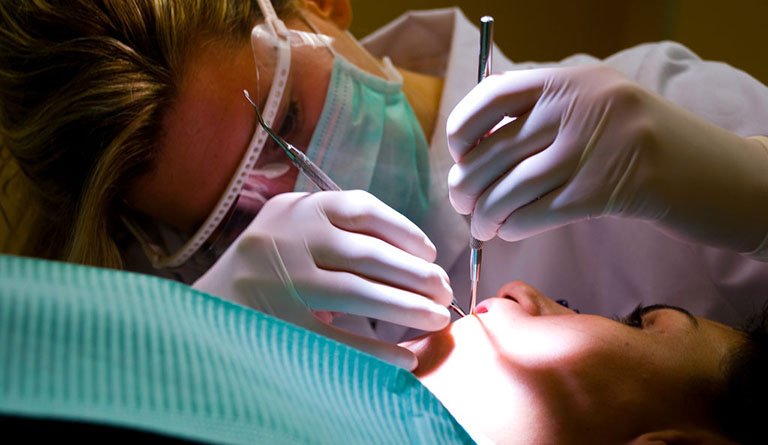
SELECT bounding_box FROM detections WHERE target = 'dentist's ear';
[301,0,352,30]
[629,429,737,445]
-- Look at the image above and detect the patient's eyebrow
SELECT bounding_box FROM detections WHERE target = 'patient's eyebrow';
[641,304,699,329]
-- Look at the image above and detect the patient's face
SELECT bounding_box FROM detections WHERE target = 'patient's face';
[403,281,743,444]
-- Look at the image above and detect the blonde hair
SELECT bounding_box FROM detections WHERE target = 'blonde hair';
[0,0,296,268]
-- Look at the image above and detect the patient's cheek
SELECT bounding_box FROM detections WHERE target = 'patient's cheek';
[403,316,502,384]
[403,330,473,415]
[402,317,527,443]
[404,330,455,378]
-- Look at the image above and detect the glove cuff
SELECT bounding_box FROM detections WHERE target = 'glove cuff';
[742,136,768,261]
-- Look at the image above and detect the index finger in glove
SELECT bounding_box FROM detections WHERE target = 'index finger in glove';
[311,230,453,307]
[447,110,557,215]
[471,136,576,241]
[496,181,604,242]
[302,268,451,331]
[317,190,438,262]
[446,69,554,162]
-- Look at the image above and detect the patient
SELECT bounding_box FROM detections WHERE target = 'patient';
[403,281,766,444]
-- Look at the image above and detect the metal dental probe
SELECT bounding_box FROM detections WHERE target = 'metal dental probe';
[468,16,494,316]
[243,90,467,318]
[244,89,341,192]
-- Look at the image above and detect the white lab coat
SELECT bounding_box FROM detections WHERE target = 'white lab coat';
[359,7,768,341]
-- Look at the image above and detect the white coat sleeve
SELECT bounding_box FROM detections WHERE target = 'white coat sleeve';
[601,42,768,259]
[602,41,768,138]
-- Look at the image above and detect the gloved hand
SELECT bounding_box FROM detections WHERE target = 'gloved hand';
[193,190,453,370]
[446,65,768,255]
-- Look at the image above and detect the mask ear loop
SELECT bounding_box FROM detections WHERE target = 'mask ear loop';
[340,29,402,84]
[295,10,337,59]
[297,9,402,84]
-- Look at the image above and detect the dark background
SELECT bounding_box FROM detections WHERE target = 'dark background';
[349,0,767,84]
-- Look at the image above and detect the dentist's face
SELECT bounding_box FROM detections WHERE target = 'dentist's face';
[403,281,742,444]
[126,7,388,232]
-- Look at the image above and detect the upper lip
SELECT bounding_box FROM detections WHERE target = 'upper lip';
[475,296,534,318]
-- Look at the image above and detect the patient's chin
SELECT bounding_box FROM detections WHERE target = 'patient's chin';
[400,315,486,378]
[400,316,546,444]
[400,329,454,378]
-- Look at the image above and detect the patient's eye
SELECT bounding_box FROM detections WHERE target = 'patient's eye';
[615,305,645,329]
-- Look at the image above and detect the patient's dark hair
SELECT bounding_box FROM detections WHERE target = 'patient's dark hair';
[716,303,768,444]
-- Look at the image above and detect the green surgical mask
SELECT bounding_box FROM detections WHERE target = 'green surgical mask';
[294,55,431,226]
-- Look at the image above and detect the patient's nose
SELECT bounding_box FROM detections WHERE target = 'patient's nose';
[494,281,575,316]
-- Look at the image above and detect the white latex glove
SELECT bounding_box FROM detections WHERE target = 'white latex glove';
[193,190,453,370]
[447,65,768,255]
